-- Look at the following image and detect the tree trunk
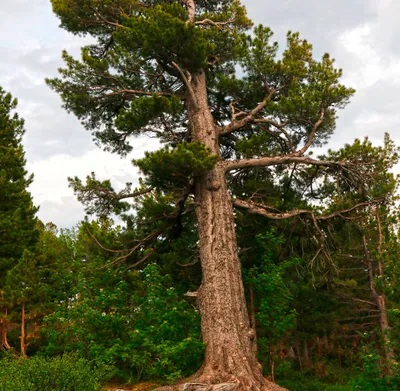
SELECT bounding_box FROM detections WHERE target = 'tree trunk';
[186,71,287,391]
[20,303,27,358]
[301,340,311,369]
[1,309,12,350]
[374,211,396,366]
[362,233,395,369]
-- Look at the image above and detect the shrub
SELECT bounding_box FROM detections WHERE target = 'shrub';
[351,349,400,391]
[0,353,111,391]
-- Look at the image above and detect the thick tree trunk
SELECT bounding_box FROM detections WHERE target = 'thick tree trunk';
[186,71,287,391]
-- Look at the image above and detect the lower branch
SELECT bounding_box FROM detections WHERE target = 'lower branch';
[232,198,377,221]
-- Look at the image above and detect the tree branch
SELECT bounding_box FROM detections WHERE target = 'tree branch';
[87,186,154,202]
[195,18,234,30]
[232,198,379,221]
[293,108,325,156]
[171,61,197,105]
[222,155,336,172]
[91,88,178,99]
[88,6,126,29]
[218,88,280,135]
[181,0,195,24]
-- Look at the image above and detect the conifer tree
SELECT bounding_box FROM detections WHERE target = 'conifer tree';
[0,87,39,351]
[47,1,383,390]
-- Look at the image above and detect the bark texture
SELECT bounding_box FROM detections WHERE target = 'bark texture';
[185,71,287,391]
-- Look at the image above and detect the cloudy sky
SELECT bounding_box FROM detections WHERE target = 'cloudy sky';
[1,0,399,227]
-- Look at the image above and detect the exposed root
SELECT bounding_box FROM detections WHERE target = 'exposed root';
[153,376,289,391]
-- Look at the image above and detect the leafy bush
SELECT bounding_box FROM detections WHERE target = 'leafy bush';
[42,263,203,382]
[351,349,400,391]
[0,353,110,391]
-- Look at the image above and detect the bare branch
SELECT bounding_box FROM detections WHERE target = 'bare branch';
[107,229,163,267]
[337,292,377,307]
[88,6,126,29]
[218,88,280,135]
[86,227,132,254]
[91,88,178,99]
[124,248,156,271]
[171,61,197,105]
[177,257,199,267]
[222,155,336,172]
[232,198,312,220]
[92,186,154,201]
[293,108,326,156]
[232,198,378,221]
[195,18,234,30]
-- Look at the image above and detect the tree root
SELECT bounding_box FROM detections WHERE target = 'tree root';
[153,378,289,391]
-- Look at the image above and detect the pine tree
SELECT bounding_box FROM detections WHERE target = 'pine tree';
[0,86,39,351]
[47,1,383,390]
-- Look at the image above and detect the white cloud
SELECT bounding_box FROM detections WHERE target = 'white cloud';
[27,139,160,227]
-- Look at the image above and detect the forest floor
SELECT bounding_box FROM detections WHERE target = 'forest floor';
[105,381,161,391]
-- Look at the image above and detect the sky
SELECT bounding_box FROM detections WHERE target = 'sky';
[0,0,399,228]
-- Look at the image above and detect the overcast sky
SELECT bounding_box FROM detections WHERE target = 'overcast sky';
[1,0,399,227]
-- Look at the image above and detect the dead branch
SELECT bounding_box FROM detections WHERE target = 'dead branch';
[195,18,235,30]
[171,61,197,105]
[293,108,325,156]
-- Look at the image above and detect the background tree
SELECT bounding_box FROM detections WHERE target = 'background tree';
[0,86,39,352]
[47,1,386,390]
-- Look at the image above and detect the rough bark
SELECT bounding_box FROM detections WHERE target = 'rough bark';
[184,71,287,391]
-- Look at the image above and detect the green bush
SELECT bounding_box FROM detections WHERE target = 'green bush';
[42,263,203,382]
[0,354,111,391]
[351,349,400,391]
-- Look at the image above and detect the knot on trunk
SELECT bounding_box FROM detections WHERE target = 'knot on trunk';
[248,328,256,340]
[207,180,221,191]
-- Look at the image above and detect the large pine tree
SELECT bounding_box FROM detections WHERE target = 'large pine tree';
[47,1,382,390]
[0,86,39,350]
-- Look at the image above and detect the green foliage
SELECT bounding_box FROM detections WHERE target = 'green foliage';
[275,362,354,391]
[114,94,183,136]
[42,260,203,382]
[0,87,38,291]
[134,142,218,191]
[245,231,298,369]
[325,134,399,201]
[0,353,110,391]
[351,345,400,391]
[130,264,204,381]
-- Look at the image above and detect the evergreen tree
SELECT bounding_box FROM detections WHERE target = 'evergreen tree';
[0,87,39,351]
[47,1,384,389]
